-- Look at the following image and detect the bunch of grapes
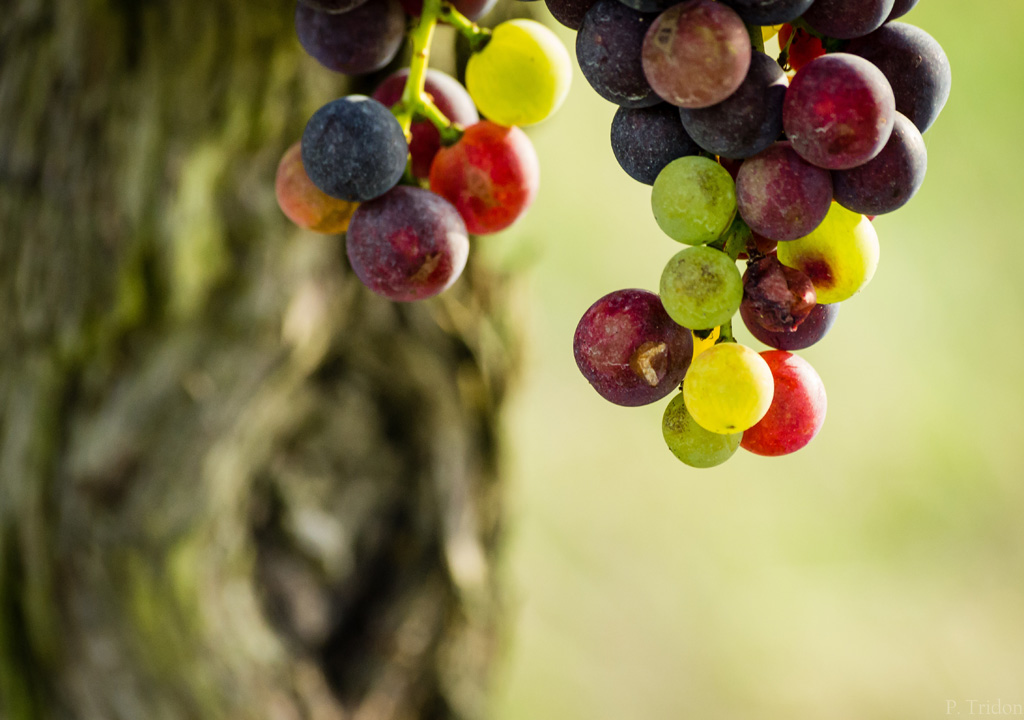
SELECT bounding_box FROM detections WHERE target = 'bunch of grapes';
[276,0,573,301]
[564,0,951,467]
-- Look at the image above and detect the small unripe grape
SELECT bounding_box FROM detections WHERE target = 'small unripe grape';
[776,203,879,304]
[662,392,741,468]
[466,20,572,127]
[660,245,742,330]
[683,342,774,434]
[651,156,736,245]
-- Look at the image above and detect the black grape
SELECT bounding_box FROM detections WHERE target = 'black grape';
[846,22,952,133]
[610,104,701,185]
[576,0,660,109]
[832,111,927,216]
[295,0,405,76]
[545,0,599,30]
[301,96,408,202]
[678,51,787,160]
[802,0,895,40]
[718,0,814,25]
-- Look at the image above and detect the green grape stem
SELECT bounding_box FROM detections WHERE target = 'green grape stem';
[391,0,469,157]
[746,23,765,54]
[717,320,736,344]
[439,3,492,52]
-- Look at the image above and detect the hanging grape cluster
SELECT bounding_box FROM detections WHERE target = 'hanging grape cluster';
[275,0,951,470]
[276,0,571,300]
[563,0,950,467]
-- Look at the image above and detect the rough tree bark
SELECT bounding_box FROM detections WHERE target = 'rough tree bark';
[0,2,516,718]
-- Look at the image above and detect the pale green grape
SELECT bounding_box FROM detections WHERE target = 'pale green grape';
[776,202,879,304]
[662,392,741,468]
[682,342,774,434]
[651,156,736,245]
[466,20,572,127]
[659,245,742,330]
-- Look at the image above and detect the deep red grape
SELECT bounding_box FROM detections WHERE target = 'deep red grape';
[573,289,693,407]
[295,0,405,76]
[783,53,896,171]
[778,24,825,73]
[429,121,540,235]
[346,186,469,302]
[718,0,814,24]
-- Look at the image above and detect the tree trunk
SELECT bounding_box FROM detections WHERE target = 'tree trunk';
[0,2,514,718]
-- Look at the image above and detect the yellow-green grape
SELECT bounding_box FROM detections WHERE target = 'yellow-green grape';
[651,156,737,245]
[466,19,572,127]
[776,202,879,304]
[660,245,743,330]
[662,392,741,468]
[683,342,774,434]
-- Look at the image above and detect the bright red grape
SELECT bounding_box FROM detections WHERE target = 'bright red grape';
[741,350,827,456]
[429,121,540,235]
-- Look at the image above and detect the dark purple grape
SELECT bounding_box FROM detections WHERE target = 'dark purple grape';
[610,104,700,185]
[742,301,840,351]
[832,111,927,216]
[346,187,470,302]
[783,53,896,170]
[295,0,405,76]
[641,0,751,109]
[573,289,693,407]
[678,51,787,160]
[846,22,952,134]
[401,0,497,20]
[717,0,814,25]
[886,0,918,21]
[546,0,599,29]
[741,255,816,333]
[801,0,895,40]
[298,0,369,12]
[576,0,660,108]
[301,96,408,202]
[736,142,833,241]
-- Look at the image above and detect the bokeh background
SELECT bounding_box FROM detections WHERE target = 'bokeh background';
[482,1,1024,717]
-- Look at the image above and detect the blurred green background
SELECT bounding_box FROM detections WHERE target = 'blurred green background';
[483,1,1024,717]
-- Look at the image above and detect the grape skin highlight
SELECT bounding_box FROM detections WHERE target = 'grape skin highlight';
[651,156,736,245]
[659,245,743,331]
[682,342,774,435]
[662,393,741,468]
